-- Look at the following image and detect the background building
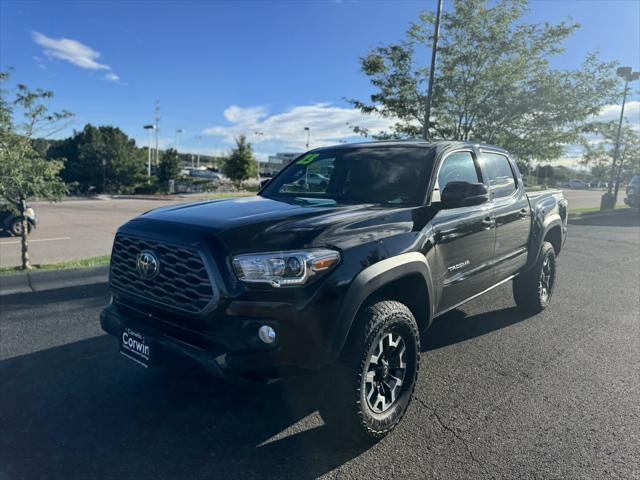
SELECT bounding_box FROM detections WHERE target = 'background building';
[259,152,302,176]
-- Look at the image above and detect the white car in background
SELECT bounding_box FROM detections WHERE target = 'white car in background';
[190,169,223,180]
[296,172,330,189]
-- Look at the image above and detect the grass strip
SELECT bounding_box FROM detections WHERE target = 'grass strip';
[568,205,629,215]
[0,255,110,275]
[205,192,255,199]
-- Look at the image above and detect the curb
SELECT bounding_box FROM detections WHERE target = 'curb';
[0,265,109,296]
[568,208,634,222]
[110,194,178,201]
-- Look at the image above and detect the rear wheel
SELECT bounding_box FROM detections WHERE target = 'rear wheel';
[513,241,556,314]
[318,300,420,444]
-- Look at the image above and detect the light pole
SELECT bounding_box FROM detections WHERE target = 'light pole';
[102,158,106,192]
[195,135,203,168]
[154,101,160,167]
[175,129,184,152]
[254,131,264,178]
[304,127,310,150]
[601,66,640,210]
[423,0,443,140]
[144,124,155,177]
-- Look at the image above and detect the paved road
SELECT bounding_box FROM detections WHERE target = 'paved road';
[0,189,622,268]
[1,211,638,479]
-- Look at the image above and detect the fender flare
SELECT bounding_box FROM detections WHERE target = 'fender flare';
[330,252,435,356]
[526,215,562,270]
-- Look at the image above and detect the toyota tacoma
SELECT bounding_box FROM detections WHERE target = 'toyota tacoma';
[101,140,567,442]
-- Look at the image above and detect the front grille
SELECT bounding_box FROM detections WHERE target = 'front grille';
[110,234,214,314]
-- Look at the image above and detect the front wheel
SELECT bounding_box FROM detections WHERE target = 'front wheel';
[9,218,27,237]
[513,241,557,314]
[318,300,420,444]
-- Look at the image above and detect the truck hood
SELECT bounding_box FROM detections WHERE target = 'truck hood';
[124,195,420,252]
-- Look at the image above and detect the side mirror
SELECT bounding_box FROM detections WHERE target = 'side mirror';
[259,179,271,189]
[441,181,489,208]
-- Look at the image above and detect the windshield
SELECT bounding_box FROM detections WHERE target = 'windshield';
[261,146,435,206]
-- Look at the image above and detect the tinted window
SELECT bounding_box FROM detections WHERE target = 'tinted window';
[280,158,334,194]
[262,147,436,206]
[630,175,640,186]
[482,153,517,198]
[437,151,480,191]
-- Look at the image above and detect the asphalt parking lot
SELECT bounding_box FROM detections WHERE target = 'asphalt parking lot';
[1,211,638,479]
[0,189,616,268]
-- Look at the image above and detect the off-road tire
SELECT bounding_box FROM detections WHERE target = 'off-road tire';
[513,241,557,314]
[318,299,420,444]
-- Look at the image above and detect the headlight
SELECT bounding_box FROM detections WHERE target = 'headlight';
[26,207,35,218]
[232,249,340,287]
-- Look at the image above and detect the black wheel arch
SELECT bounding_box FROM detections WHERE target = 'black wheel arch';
[525,215,564,272]
[7,215,34,228]
[330,252,434,358]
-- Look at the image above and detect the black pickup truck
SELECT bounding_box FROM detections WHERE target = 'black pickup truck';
[101,140,567,442]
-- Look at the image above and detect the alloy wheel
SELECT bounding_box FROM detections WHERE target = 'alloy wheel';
[538,254,555,303]
[364,331,408,414]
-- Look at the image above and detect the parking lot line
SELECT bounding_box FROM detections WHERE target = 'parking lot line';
[0,236,71,246]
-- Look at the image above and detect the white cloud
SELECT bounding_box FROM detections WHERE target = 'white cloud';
[223,105,268,123]
[32,31,122,82]
[33,31,110,70]
[203,102,397,151]
[596,100,640,127]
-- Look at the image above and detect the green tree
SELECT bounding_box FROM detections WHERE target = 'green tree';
[158,148,181,185]
[350,0,618,163]
[225,135,257,185]
[536,164,555,186]
[0,73,72,269]
[49,124,145,193]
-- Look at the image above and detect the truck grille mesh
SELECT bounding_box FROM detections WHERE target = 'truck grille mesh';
[109,234,214,314]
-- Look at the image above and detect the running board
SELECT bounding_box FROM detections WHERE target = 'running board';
[434,274,517,319]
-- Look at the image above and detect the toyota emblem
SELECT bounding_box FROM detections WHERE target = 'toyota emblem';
[136,250,159,280]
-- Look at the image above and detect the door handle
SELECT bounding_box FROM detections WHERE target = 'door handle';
[482,216,495,226]
[518,208,529,218]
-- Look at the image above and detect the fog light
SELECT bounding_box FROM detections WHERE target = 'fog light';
[258,325,276,344]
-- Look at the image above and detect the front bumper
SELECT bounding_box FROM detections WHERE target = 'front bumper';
[101,304,228,377]
[100,298,338,380]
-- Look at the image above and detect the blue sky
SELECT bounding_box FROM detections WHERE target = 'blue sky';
[1,0,639,161]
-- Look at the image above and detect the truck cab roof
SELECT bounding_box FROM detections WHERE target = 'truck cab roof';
[310,139,511,156]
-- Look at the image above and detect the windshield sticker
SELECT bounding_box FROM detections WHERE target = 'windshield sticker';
[296,153,320,166]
